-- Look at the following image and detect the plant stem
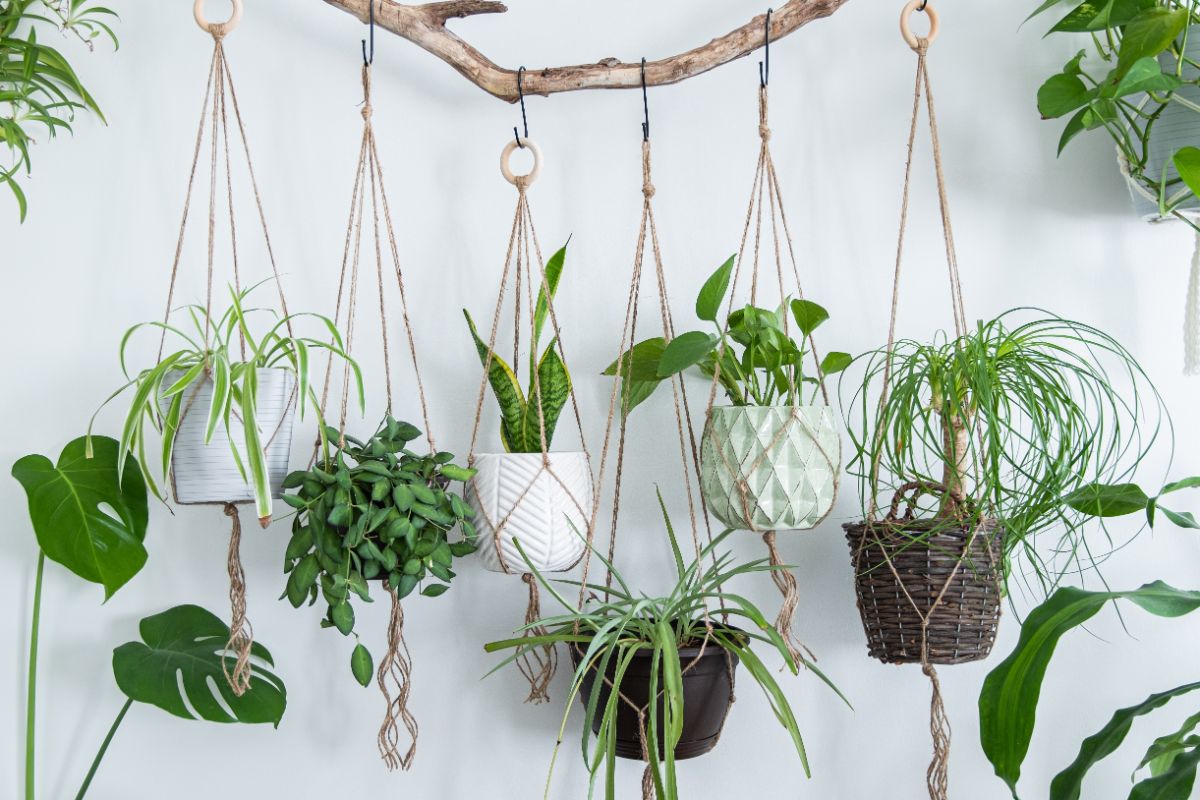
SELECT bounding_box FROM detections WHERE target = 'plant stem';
[25,550,45,800]
[74,699,133,800]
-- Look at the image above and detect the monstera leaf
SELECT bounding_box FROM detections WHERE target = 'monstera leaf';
[12,436,149,599]
[113,605,286,727]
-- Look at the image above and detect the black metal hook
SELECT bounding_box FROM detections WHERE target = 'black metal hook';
[759,8,772,87]
[640,58,650,141]
[917,0,928,10]
[513,66,529,148]
[362,0,375,66]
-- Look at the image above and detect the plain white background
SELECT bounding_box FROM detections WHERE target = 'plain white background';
[4,1,1200,797]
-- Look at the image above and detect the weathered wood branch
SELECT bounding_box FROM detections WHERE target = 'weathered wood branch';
[323,0,852,102]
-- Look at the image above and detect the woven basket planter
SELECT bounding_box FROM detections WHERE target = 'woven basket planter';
[162,367,297,506]
[843,516,1003,666]
[467,452,592,574]
[699,405,840,532]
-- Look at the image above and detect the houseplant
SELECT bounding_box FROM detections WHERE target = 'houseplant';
[463,242,592,573]
[280,416,477,686]
[484,491,846,799]
[843,310,1162,665]
[604,255,851,532]
[92,282,361,527]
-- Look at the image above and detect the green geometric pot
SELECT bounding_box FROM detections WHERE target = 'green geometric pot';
[699,405,840,532]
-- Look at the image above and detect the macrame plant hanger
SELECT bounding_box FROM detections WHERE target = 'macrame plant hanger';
[577,62,736,800]
[465,78,596,704]
[856,4,991,798]
[701,10,836,667]
[157,0,298,697]
[310,5,434,771]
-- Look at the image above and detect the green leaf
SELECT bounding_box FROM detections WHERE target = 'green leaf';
[1049,0,1154,32]
[439,464,476,483]
[819,351,853,376]
[533,243,567,352]
[1161,477,1200,496]
[286,554,319,608]
[1112,57,1181,98]
[463,309,526,452]
[1063,482,1150,517]
[1172,148,1200,199]
[1160,508,1199,529]
[12,435,148,599]
[603,337,667,382]
[657,332,717,378]
[695,255,735,322]
[1038,73,1092,119]
[351,643,373,687]
[979,582,1200,794]
[516,340,570,453]
[330,601,354,635]
[112,604,286,726]
[790,299,830,338]
[1129,746,1200,800]
[1116,8,1188,78]
[1058,108,1090,155]
[421,583,448,597]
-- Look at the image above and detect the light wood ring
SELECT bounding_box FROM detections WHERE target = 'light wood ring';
[500,137,543,187]
[194,0,243,37]
[900,0,939,51]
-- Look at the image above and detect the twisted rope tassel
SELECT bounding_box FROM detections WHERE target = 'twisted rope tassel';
[222,503,254,696]
[1185,229,1200,376]
[515,573,557,704]
[378,588,418,771]
[638,712,656,800]
[922,658,951,800]
[642,765,655,800]
[762,532,815,668]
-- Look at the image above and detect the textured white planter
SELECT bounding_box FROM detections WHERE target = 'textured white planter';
[467,452,592,574]
[700,405,840,532]
[161,367,297,506]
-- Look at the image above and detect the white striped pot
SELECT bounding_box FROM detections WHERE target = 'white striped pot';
[699,405,840,532]
[161,368,297,507]
[1127,31,1200,222]
[467,452,592,574]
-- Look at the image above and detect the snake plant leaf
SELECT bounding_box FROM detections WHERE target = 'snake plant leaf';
[1129,745,1200,800]
[532,243,568,357]
[112,604,286,727]
[1049,683,1200,800]
[979,582,1200,796]
[516,340,570,453]
[12,436,148,600]
[464,308,526,453]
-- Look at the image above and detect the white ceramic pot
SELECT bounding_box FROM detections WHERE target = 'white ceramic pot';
[467,452,592,573]
[700,405,840,532]
[161,367,297,506]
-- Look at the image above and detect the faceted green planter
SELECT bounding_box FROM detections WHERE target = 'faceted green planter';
[699,405,840,532]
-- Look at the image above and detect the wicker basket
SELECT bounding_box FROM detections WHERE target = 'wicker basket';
[843,484,1003,666]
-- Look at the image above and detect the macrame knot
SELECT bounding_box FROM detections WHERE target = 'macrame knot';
[223,501,239,521]
[361,103,373,121]
[221,502,253,697]
[758,124,772,142]
[514,175,530,192]
[915,37,930,55]
[642,181,657,199]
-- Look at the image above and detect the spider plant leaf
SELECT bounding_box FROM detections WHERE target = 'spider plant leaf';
[239,368,273,525]
[464,308,526,452]
[160,390,183,480]
[205,354,231,444]
[735,643,810,775]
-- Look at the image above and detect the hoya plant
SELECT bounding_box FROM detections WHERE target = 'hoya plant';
[464,243,570,452]
[281,416,477,686]
[91,282,361,525]
[604,256,851,416]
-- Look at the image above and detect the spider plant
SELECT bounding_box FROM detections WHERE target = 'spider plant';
[484,490,847,800]
[845,309,1166,598]
[90,282,363,526]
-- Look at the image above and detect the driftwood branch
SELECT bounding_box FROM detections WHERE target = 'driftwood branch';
[322,0,852,102]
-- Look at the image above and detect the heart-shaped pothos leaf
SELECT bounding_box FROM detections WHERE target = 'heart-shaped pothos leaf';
[112,605,286,727]
[12,436,149,599]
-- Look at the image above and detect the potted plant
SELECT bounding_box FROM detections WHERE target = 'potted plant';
[279,416,477,683]
[605,256,851,532]
[463,243,592,573]
[484,491,845,798]
[843,311,1163,665]
[92,282,360,527]
[1032,0,1200,221]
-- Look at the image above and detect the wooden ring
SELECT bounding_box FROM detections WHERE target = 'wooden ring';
[500,137,543,187]
[194,0,243,37]
[900,0,939,51]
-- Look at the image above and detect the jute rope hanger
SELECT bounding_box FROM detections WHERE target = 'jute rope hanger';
[156,0,298,697]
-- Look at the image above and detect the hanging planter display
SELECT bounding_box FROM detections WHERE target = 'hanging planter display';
[463,97,595,702]
[91,0,357,697]
[842,5,1166,798]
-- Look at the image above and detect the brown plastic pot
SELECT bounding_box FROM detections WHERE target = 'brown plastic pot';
[570,628,741,761]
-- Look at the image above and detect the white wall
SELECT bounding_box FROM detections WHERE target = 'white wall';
[4,1,1200,798]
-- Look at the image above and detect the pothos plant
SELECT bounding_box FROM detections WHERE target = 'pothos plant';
[604,255,852,416]
[90,282,362,525]
[464,243,570,452]
[281,416,477,686]
[1032,0,1200,222]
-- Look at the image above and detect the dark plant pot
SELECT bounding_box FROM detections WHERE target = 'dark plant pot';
[570,630,741,761]
[843,517,1003,666]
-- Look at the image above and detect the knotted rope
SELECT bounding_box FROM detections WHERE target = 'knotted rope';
[221,502,253,695]
[516,573,555,704]
[378,587,418,771]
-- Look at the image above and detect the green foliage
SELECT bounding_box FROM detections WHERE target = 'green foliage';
[12,435,148,599]
[1,0,117,221]
[281,416,476,687]
[92,282,362,525]
[1031,0,1200,220]
[1065,476,1200,528]
[846,310,1162,596]
[112,604,287,727]
[604,256,850,416]
[465,243,572,453]
[978,581,1200,798]
[484,491,847,799]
